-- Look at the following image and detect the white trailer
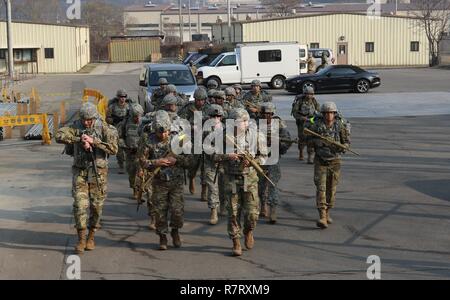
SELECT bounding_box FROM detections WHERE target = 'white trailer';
[197,42,308,89]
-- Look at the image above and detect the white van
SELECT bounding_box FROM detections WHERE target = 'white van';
[197,42,308,89]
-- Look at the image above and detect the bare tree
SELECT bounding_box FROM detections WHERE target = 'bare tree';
[412,0,450,66]
[261,0,301,17]
[11,0,63,23]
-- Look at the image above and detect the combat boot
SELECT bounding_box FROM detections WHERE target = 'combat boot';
[85,229,96,251]
[232,238,242,257]
[219,204,227,216]
[326,208,333,224]
[269,206,277,224]
[298,148,304,161]
[148,216,156,231]
[159,234,168,250]
[171,229,182,248]
[259,203,268,217]
[210,208,218,225]
[201,184,208,202]
[307,153,314,164]
[75,229,87,254]
[244,230,255,250]
[189,177,196,194]
[316,209,328,229]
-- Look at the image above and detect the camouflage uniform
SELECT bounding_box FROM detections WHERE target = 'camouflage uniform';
[291,88,320,162]
[242,80,272,119]
[306,102,351,229]
[306,55,316,74]
[215,108,268,256]
[233,84,244,102]
[55,103,118,253]
[257,103,292,223]
[117,104,144,191]
[151,78,169,111]
[138,113,191,248]
[107,90,131,170]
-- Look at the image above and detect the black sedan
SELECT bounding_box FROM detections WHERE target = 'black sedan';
[285,65,381,94]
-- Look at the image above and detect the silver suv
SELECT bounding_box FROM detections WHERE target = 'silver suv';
[138,63,197,113]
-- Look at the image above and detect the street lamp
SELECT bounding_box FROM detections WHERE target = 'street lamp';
[3,0,14,81]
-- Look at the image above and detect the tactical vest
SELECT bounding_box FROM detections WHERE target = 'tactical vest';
[110,102,130,126]
[300,99,316,116]
[125,120,141,149]
[146,134,181,182]
[315,120,342,162]
[72,119,108,169]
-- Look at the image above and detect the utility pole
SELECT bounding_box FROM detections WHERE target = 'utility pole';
[227,0,231,43]
[5,0,14,81]
[188,0,191,41]
[395,0,398,15]
[179,0,183,44]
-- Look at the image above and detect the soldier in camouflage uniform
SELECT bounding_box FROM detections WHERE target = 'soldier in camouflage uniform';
[207,79,219,91]
[202,104,226,225]
[291,86,320,163]
[207,89,216,105]
[117,103,145,198]
[178,88,209,197]
[225,87,244,110]
[166,84,189,109]
[306,102,351,229]
[215,108,268,256]
[106,89,131,173]
[242,80,272,119]
[138,111,192,250]
[306,53,316,74]
[151,78,169,111]
[257,103,292,223]
[55,103,118,254]
[233,84,243,102]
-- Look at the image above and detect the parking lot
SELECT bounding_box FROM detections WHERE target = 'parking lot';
[0,64,449,279]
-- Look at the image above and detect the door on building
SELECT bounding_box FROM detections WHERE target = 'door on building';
[337,42,348,65]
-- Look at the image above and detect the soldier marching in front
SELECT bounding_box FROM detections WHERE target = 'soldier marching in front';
[305,102,351,229]
[242,80,272,119]
[291,86,320,163]
[138,111,191,250]
[257,103,292,223]
[56,103,118,254]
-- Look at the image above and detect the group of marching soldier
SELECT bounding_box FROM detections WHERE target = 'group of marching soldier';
[56,79,352,257]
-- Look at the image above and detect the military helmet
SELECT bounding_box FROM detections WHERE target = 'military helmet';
[304,86,315,95]
[194,87,208,100]
[158,78,169,85]
[225,87,236,97]
[232,84,242,91]
[162,94,178,106]
[251,79,261,87]
[207,79,219,89]
[208,104,224,117]
[166,84,177,93]
[116,89,127,98]
[214,90,226,100]
[229,108,250,121]
[321,102,338,113]
[130,103,144,117]
[79,102,98,120]
[260,102,276,114]
[207,89,217,98]
[153,110,172,132]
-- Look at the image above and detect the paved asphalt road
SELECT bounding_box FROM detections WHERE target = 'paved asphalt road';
[0,64,449,280]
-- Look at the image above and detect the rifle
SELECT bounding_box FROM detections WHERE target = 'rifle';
[81,129,103,195]
[225,134,276,188]
[303,128,360,156]
[244,101,261,113]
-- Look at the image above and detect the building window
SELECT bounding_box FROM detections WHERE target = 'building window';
[0,50,5,59]
[22,49,32,62]
[45,48,54,59]
[258,50,282,62]
[411,41,420,52]
[14,50,22,62]
[310,43,320,49]
[365,42,375,53]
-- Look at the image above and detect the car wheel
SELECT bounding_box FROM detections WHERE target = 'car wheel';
[356,79,370,93]
[206,77,221,88]
[270,76,285,89]
[302,81,315,93]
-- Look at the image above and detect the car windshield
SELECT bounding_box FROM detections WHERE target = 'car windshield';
[315,66,333,75]
[209,54,225,67]
[149,70,195,86]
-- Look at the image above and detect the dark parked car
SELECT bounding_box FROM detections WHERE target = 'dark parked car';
[285,65,381,94]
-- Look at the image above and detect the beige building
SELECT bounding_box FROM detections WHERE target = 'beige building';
[213,13,430,67]
[0,21,90,74]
